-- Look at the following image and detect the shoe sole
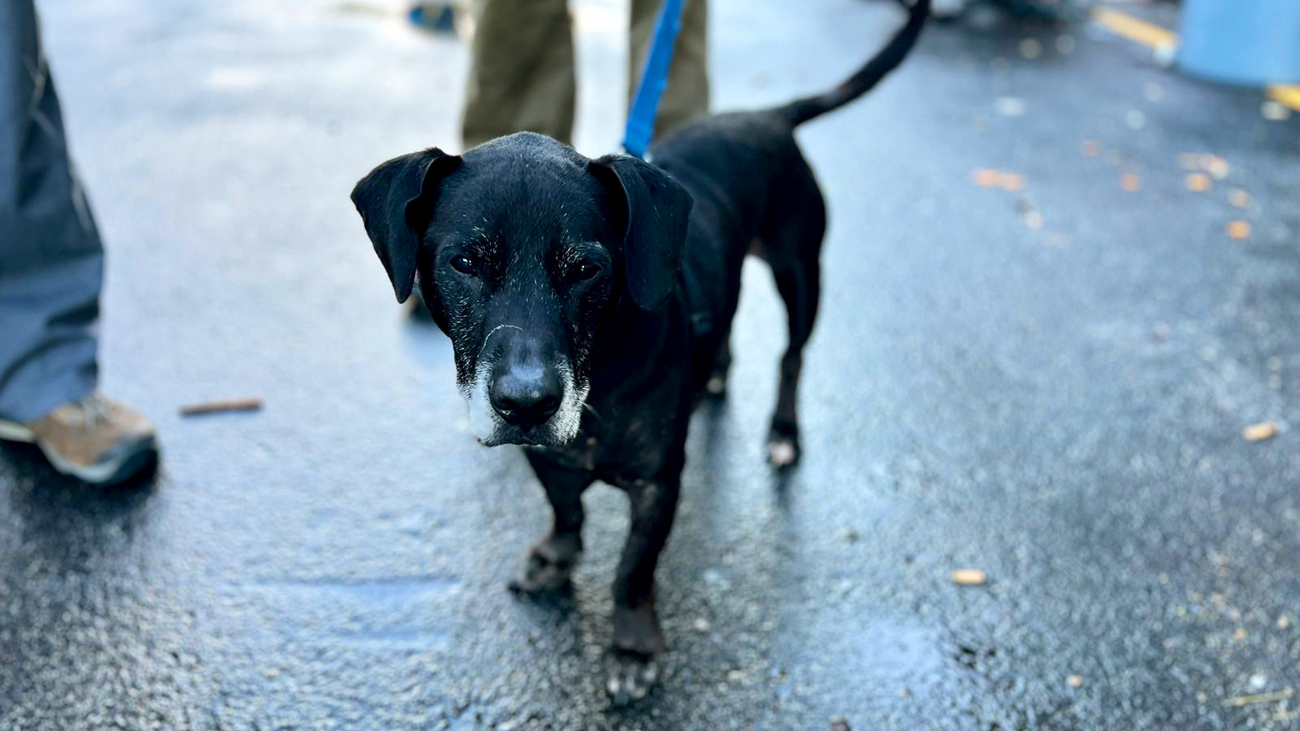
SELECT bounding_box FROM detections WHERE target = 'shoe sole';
[39,436,159,486]
[0,419,36,443]
[1,418,157,485]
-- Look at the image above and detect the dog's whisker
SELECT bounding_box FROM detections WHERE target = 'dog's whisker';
[480,323,525,353]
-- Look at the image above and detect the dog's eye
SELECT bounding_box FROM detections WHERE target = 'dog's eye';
[450,255,479,276]
[575,262,602,281]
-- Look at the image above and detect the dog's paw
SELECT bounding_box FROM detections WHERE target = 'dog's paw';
[704,373,728,399]
[765,422,801,469]
[605,650,659,706]
[508,534,580,595]
[766,438,798,468]
[705,348,731,399]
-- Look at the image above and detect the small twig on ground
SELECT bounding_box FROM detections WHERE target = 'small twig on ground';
[1221,688,1294,708]
[180,398,263,417]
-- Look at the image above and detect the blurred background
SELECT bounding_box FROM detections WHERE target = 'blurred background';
[1,0,1297,728]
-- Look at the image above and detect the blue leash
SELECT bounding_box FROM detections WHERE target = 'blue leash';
[623,0,686,159]
[623,0,711,336]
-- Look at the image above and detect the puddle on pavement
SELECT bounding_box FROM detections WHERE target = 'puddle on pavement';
[796,614,948,690]
[247,575,460,603]
[240,576,461,648]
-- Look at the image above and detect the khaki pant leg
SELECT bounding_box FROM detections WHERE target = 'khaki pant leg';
[629,0,709,139]
[463,0,576,148]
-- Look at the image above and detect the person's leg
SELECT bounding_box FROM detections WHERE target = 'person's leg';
[0,0,157,486]
[0,0,102,424]
[629,0,709,139]
[462,0,577,148]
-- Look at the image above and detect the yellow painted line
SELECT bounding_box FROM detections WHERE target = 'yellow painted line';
[1090,7,1177,49]
[1266,85,1300,113]
[1091,6,1300,114]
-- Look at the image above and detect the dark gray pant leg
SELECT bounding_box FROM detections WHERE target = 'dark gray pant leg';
[0,0,103,423]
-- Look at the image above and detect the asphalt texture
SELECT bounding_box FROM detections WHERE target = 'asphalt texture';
[2,0,1299,728]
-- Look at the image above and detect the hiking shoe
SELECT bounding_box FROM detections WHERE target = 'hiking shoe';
[0,393,159,485]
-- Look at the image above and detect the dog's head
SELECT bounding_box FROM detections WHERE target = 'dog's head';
[351,133,692,447]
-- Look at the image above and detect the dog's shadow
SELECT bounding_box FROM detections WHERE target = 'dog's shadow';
[696,394,803,508]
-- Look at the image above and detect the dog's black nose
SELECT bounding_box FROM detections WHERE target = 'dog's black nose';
[489,367,563,426]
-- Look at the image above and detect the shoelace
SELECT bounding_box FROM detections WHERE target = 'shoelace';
[67,395,111,428]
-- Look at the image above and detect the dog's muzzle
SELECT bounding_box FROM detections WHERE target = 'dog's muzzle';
[464,358,588,448]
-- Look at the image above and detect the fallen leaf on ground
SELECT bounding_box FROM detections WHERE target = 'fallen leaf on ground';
[971,169,1025,191]
[1227,220,1251,240]
[1000,174,1025,192]
[1184,173,1210,192]
[994,97,1027,117]
[1261,100,1291,121]
[1243,421,1277,442]
[1201,154,1230,179]
[1068,675,1084,689]
[1121,173,1141,192]
[951,568,987,586]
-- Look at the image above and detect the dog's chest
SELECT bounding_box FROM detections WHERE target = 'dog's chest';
[530,415,673,486]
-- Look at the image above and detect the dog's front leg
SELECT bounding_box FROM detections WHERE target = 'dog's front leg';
[510,452,592,594]
[606,475,681,704]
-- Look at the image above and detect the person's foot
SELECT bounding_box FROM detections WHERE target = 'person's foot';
[0,393,159,485]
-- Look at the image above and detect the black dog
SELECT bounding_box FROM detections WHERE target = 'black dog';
[352,0,928,703]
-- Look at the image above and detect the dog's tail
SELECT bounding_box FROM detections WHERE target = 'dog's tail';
[778,0,930,128]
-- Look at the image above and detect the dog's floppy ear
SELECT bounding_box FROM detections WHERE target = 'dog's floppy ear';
[590,154,693,311]
[351,148,461,303]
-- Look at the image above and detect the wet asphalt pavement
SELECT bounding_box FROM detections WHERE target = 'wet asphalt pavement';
[3,0,1299,728]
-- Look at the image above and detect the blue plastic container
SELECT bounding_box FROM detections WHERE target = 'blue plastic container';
[1178,0,1300,86]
